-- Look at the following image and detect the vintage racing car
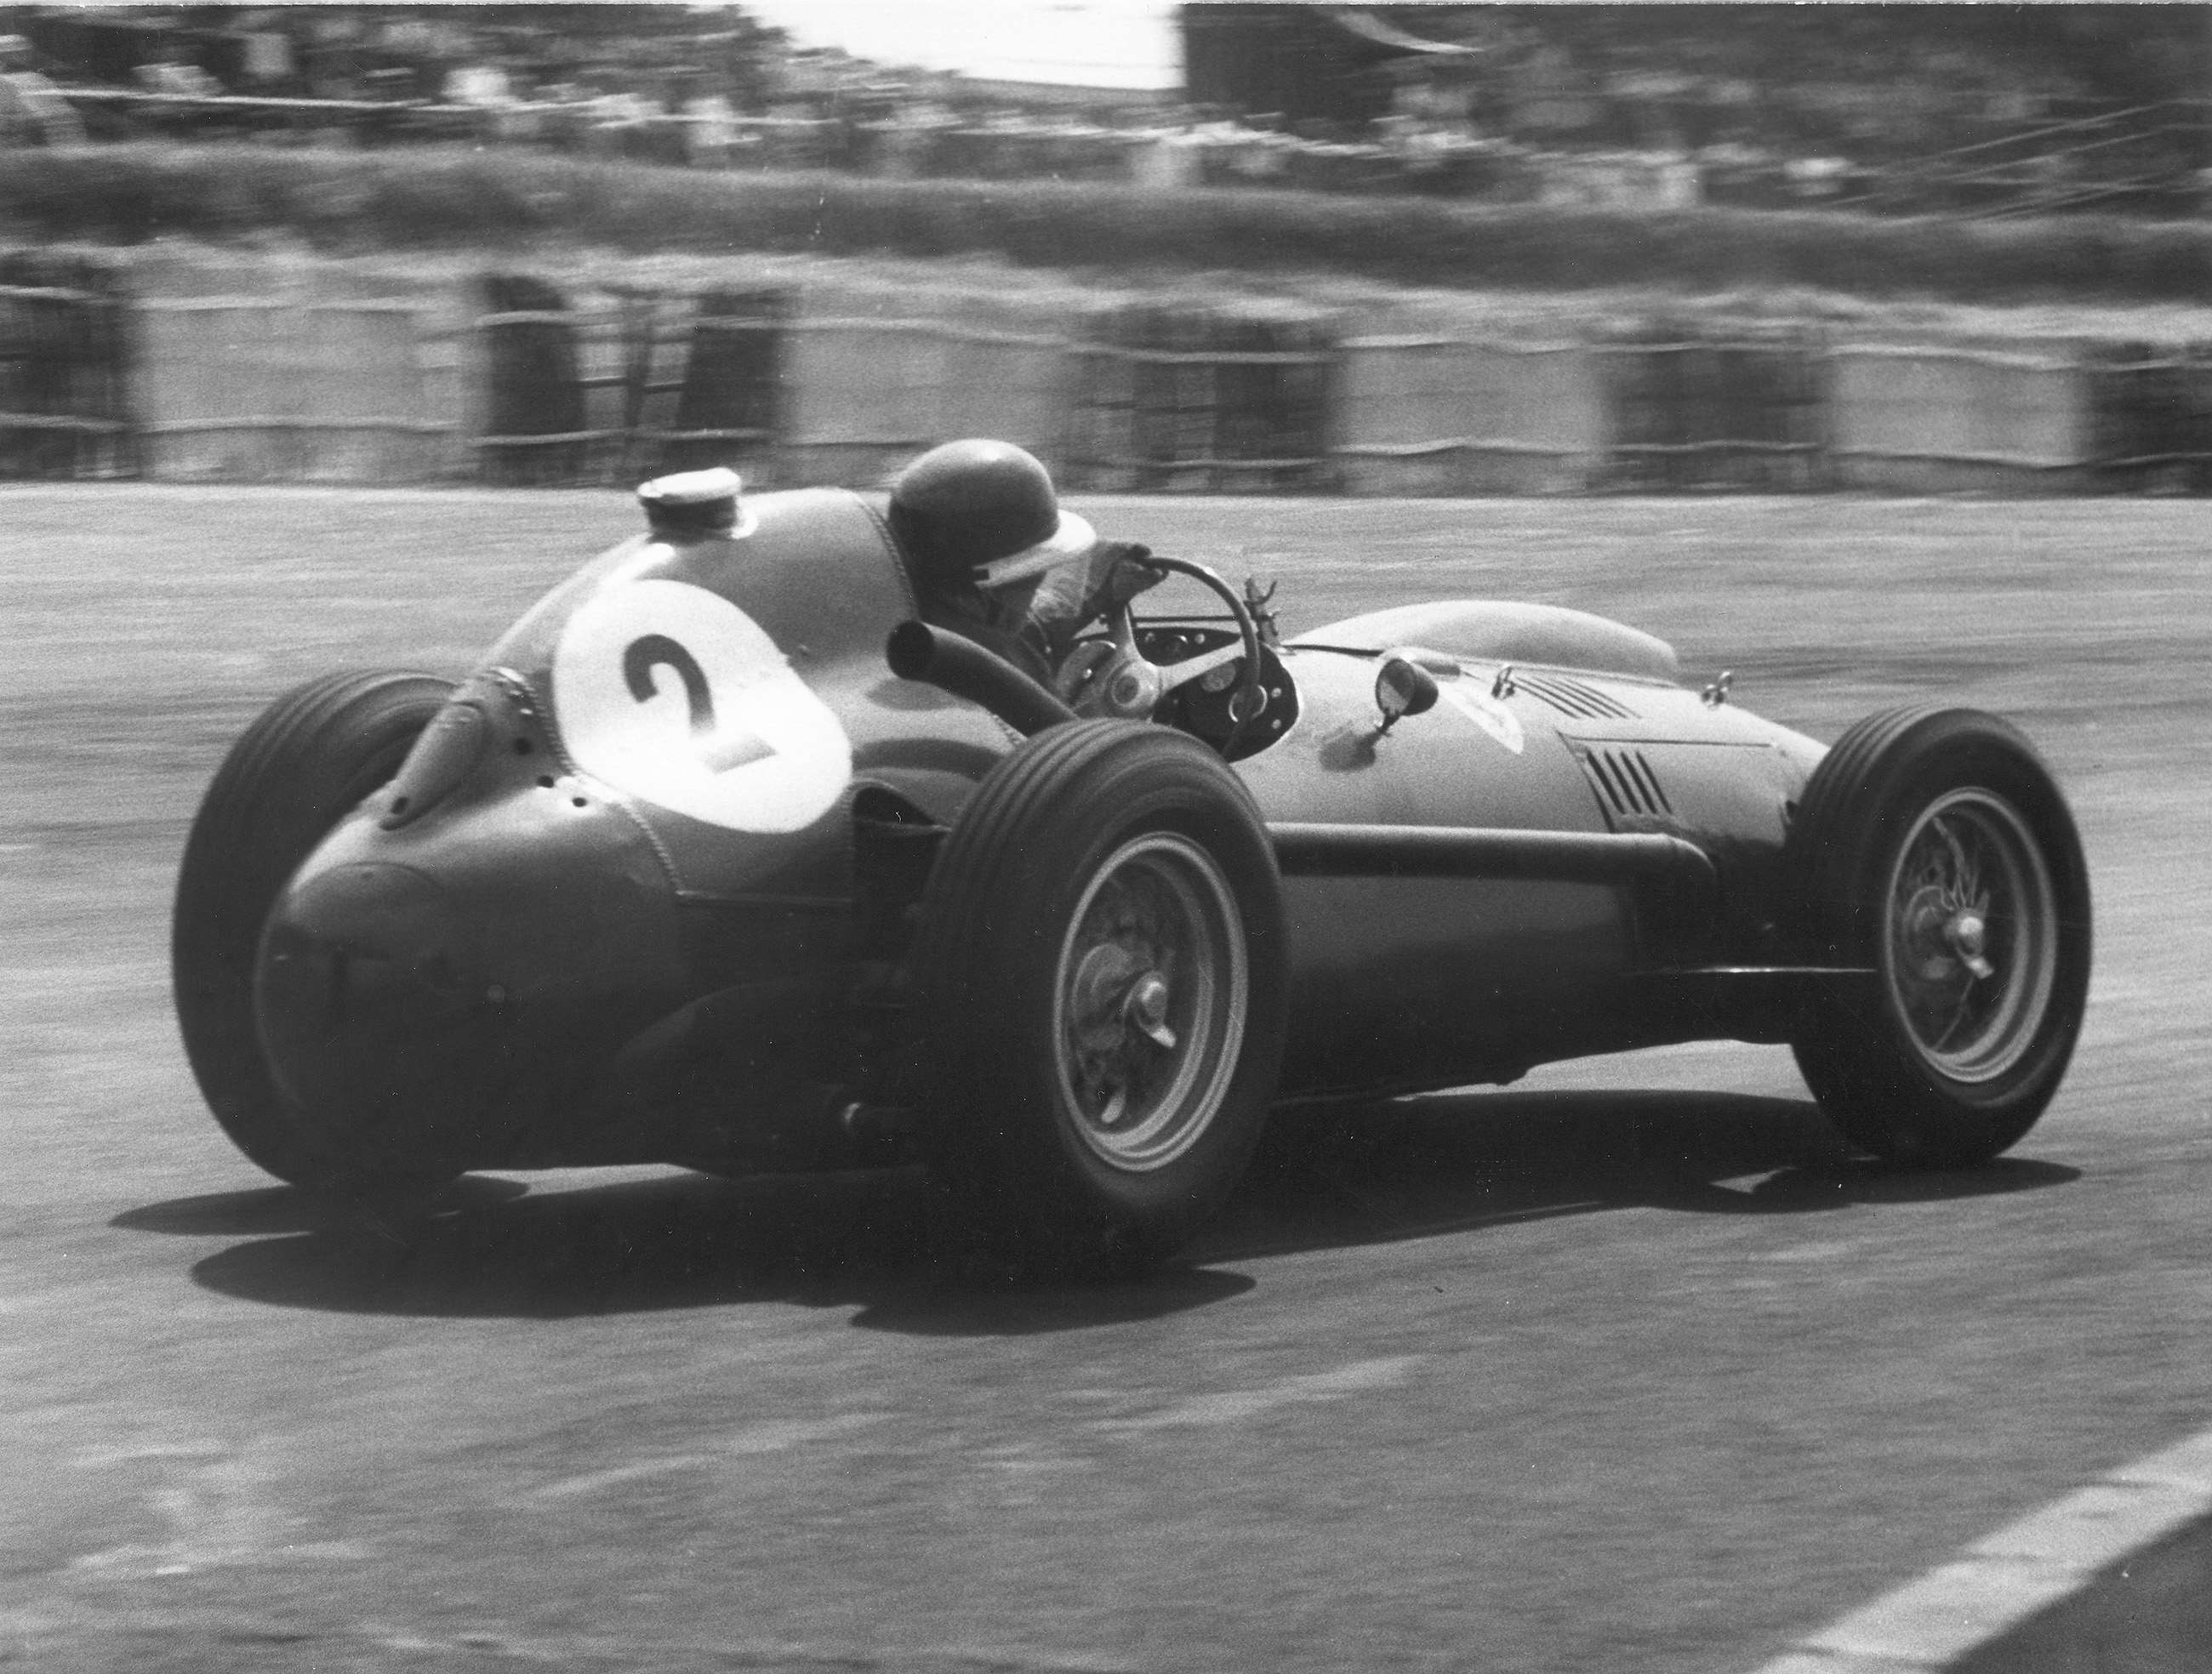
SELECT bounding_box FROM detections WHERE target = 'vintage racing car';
[174,468,2091,1270]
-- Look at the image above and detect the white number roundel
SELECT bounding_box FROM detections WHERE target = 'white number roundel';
[550,578,851,834]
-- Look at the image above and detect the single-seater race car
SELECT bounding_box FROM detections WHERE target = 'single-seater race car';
[174,466,2091,1272]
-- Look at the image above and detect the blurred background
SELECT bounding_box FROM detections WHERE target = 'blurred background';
[5,2,2210,215]
[8,6,2212,501]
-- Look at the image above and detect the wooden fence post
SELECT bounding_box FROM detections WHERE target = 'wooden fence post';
[474,273,596,486]
[0,252,134,480]
[1063,301,1338,493]
[1597,319,1829,492]
[647,287,789,481]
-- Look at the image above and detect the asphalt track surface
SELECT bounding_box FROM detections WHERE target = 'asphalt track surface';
[2,487,2206,1674]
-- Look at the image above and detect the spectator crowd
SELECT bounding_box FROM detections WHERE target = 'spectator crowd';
[0,3,2204,216]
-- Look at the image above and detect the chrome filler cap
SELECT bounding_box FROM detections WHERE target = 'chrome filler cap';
[636,467,743,538]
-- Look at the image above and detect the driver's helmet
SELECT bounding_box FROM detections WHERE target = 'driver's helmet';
[888,440,1095,592]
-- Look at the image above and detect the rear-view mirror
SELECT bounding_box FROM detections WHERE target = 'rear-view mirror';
[1375,655,1440,731]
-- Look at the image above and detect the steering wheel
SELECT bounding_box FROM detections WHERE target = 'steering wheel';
[1054,555,1266,752]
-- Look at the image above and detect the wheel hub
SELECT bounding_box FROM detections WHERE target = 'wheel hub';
[1125,971,1177,1051]
[1882,791,2061,1085]
[1070,946,1148,1048]
[1901,884,1994,983]
[1946,909,1993,978]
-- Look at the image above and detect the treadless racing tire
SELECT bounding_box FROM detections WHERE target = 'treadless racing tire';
[907,720,1288,1274]
[173,670,454,1187]
[1786,704,2091,1166]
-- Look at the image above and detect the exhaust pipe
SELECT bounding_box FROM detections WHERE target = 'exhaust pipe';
[885,620,1077,737]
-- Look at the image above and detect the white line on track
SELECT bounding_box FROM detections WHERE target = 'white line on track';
[528,1412,890,1501]
[1095,1355,1422,1432]
[1753,1425,2212,1671]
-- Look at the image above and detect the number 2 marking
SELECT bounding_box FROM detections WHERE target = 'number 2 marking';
[624,633,712,728]
[622,632,774,773]
[552,578,851,834]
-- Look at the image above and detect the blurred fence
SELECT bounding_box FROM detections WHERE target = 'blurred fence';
[137,295,448,481]
[1062,303,1337,494]
[655,288,788,478]
[1596,324,1830,493]
[12,248,2212,498]
[1827,344,2087,493]
[1335,331,1601,495]
[781,298,1069,488]
[471,277,790,487]
[2082,342,2212,495]
[0,252,133,479]
[473,273,590,486]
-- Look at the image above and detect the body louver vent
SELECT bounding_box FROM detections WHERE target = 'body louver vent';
[1514,672,1639,720]
[1576,746,1673,823]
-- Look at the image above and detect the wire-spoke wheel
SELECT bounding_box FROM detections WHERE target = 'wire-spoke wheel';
[909,720,1286,1275]
[1052,833,1249,1174]
[1787,705,2090,1167]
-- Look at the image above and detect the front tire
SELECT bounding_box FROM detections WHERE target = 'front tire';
[173,670,454,1187]
[1786,704,2090,1165]
[907,720,1288,1273]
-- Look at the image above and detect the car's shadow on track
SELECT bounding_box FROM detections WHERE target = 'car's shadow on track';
[134,1165,1257,1335]
[127,1090,2077,1337]
[1209,1089,2078,1262]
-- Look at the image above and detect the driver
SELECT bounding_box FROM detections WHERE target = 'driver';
[887,439,1162,688]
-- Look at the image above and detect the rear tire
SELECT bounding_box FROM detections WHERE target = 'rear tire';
[907,720,1287,1275]
[1786,704,2090,1166]
[173,671,454,1187]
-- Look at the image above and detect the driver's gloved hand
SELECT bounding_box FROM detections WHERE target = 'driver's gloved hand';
[1092,542,1166,612]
